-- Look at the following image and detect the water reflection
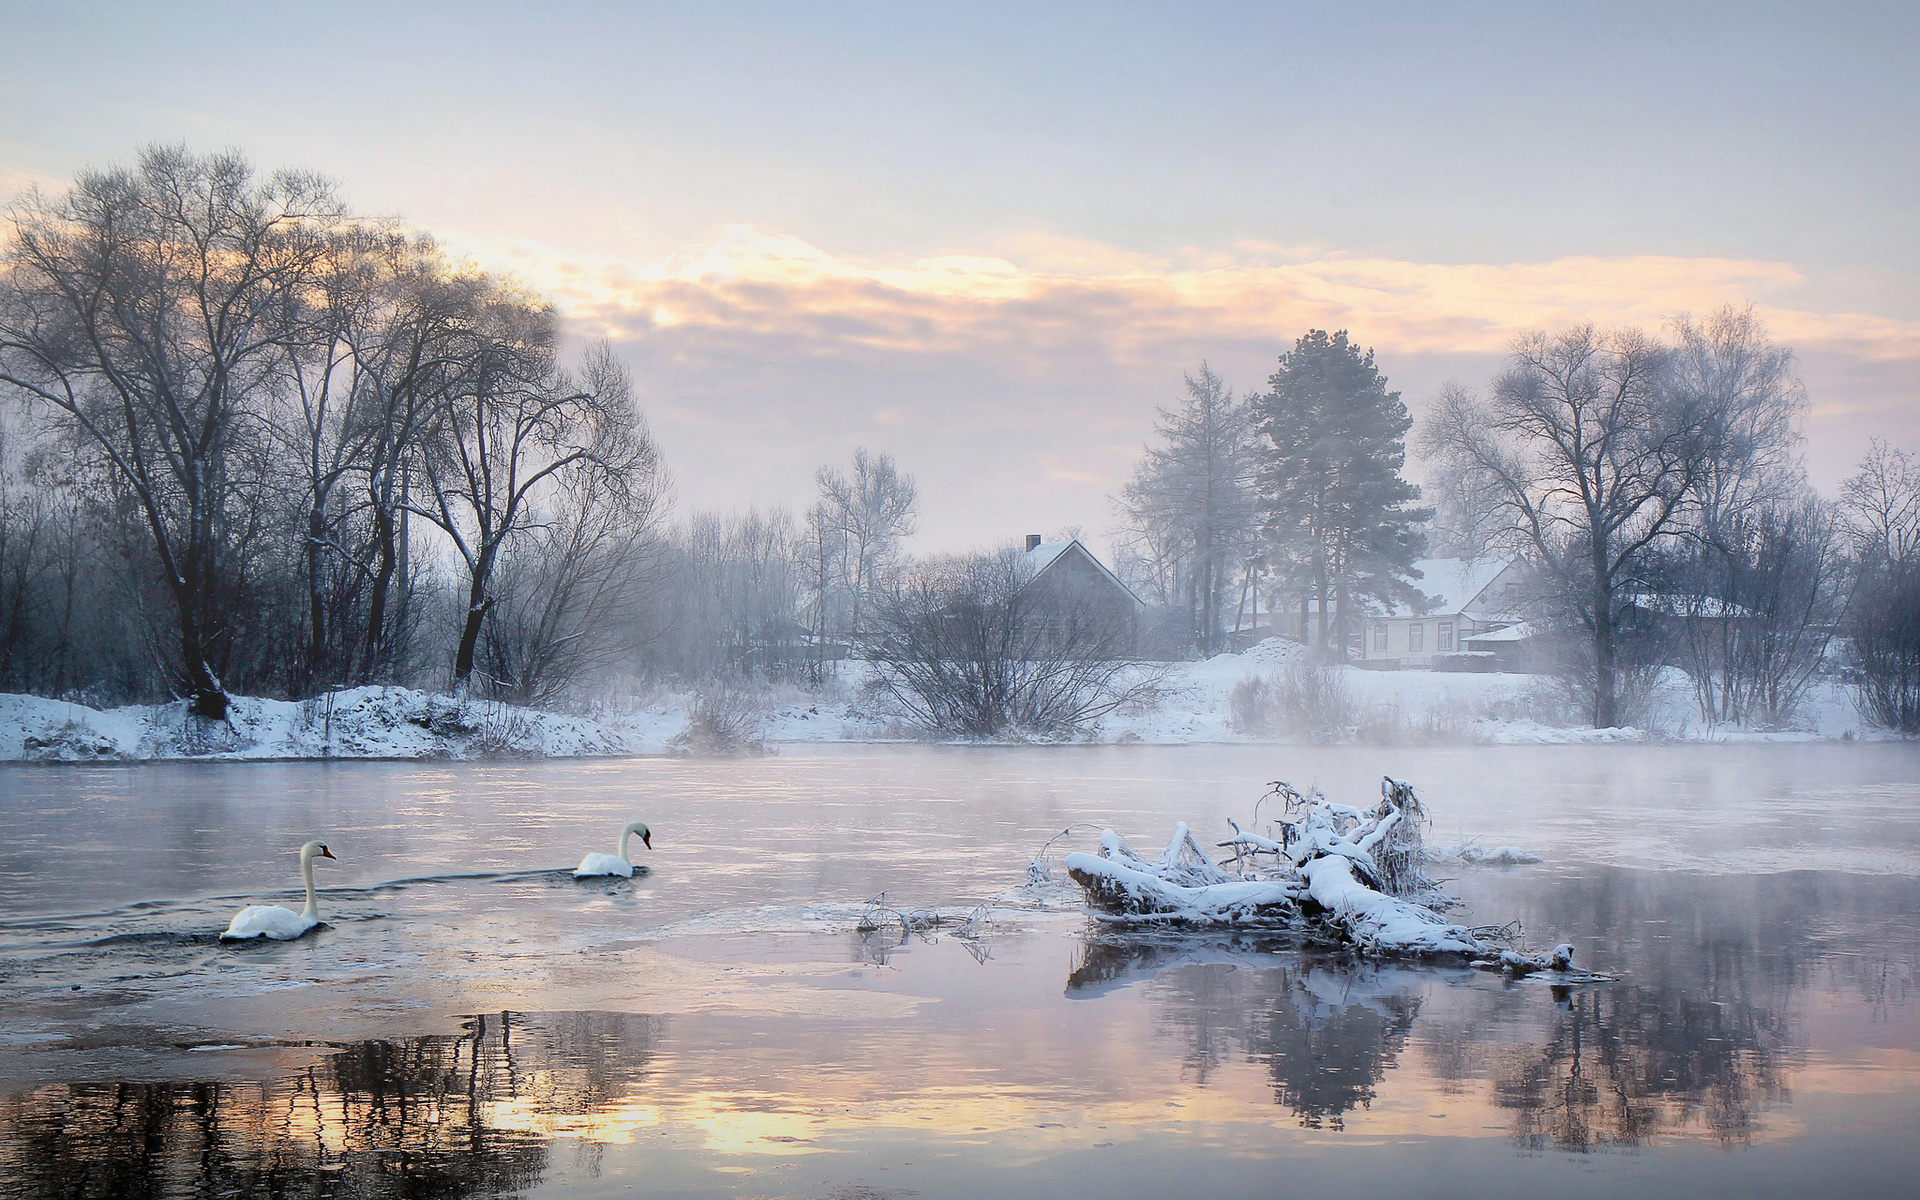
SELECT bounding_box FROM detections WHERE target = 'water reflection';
[0,1010,658,1200]
[1073,939,1425,1129]
[1073,931,1796,1144]
[1487,983,1789,1152]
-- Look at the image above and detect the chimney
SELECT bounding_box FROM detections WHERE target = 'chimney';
[1026,534,1043,551]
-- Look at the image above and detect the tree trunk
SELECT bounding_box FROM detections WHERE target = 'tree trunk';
[452,544,497,691]
[1592,581,1618,729]
[177,602,228,720]
[363,495,396,682]
[306,497,329,685]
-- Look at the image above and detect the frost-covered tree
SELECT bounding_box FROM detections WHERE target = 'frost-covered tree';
[1424,313,1813,728]
[814,448,916,645]
[1250,331,1428,660]
[1841,440,1920,733]
[1113,363,1257,656]
[407,295,659,694]
[0,146,343,717]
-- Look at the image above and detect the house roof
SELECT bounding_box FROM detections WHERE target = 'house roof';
[1024,539,1143,607]
[1463,620,1534,644]
[1383,556,1515,619]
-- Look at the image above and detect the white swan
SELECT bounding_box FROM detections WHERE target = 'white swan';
[575,821,652,878]
[221,840,338,940]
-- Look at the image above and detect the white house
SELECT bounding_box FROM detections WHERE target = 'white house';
[1358,556,1528,667]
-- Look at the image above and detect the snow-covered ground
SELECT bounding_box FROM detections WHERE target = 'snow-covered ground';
[0,640,1893,762]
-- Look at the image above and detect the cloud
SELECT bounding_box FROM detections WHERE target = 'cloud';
[441,226,1920,552]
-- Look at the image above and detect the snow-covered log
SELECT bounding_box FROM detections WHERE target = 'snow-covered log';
[1064,852,1304,926]
[1062,776,1494,959]
[1297,854,1481,955]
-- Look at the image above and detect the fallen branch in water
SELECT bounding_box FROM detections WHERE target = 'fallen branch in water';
[1064,777,1492,959]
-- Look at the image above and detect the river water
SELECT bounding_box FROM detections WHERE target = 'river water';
[0,743,1915,1199]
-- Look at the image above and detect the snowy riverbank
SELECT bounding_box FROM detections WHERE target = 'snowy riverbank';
[0,640,1891,762]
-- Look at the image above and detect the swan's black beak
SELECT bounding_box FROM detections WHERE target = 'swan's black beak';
[642,832,652,850]
[320,846,338,860]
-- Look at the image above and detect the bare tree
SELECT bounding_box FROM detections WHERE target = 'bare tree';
[1841,440,1920,732]
[1669,305,1807,540]
[865,549,1154,738]
[407,294,655,693]
[798,499,845,685]
[1421,325,1703,727]
[0,146,343,717]
[1666,497,1847,726]
[479,451,668,706]
[1112,362,1257,656]
[815,448,916,645]
[656,508,802,680]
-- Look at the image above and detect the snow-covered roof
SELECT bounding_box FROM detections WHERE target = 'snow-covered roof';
[1384,556,1515,619]
[1463,621,1533,644]
[1025,540,1075,574]
[1024,539,1142,607]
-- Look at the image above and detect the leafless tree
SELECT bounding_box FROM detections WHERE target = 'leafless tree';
[1669,306,1807,540]
[864,548,1155,738]
[1666,497,1847,726]
[0,146,342,717]
[654,508,802,680]
[407,296,656,693]
[815,448,916,645]
[798,499,845,685]
[479,451,668,706]
[1112,362,1257,656]
[1840,440,1920,732]
[1421,325,1705,727]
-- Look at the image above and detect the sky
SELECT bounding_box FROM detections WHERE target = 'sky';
[3,1,1917,556]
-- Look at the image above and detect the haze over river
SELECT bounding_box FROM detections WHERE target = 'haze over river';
[0,744,1916,1199]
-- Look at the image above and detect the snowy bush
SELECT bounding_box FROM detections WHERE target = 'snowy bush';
[1230,663,1359,742]
[668,689,768,755]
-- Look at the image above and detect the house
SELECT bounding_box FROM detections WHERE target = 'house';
[1021,535,1142,647]
[1358,556,1529,668]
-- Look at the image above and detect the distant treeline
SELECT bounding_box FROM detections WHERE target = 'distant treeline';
[1112,322,1920,732]
[3,146,1917,733]
[0,147,919,716]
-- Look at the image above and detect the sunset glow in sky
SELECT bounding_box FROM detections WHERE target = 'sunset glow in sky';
[5,1,1916,552]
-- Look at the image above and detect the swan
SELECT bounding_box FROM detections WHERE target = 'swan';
[575,821,652,878]
[221,840,338,940]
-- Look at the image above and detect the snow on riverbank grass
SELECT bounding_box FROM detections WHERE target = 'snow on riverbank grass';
[0,638,1892,762]
[0,687,653,762]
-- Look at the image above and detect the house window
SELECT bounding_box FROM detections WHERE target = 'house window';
[1374,623,1389,651]
[1409,623,1424,651]
[1439,623,1453,651]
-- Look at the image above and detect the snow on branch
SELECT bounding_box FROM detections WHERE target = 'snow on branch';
[1064,776,1492,958]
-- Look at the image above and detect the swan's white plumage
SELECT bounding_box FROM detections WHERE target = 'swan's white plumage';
[574,852,635,878]
[573,820,652,877]
[221,840,336,941]
[223,904,319,940]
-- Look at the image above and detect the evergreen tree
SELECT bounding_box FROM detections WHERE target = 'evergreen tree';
[1251,330,1428,658]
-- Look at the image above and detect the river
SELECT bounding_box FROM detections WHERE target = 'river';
[0,743,1916,1198]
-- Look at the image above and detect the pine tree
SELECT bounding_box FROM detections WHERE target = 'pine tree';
[1251,330,1429,659]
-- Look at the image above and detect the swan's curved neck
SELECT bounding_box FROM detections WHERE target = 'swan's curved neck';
[300,850,320,921]
[616,829,632,861]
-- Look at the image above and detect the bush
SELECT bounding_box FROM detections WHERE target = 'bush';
[669,689,768,755]
[1230,662,1359,742]
[864,550,1157,738]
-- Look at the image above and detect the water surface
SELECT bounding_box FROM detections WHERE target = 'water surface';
[0,744,1915,1198]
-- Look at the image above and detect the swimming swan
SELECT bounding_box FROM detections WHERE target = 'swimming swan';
[221,841,338,940]
[575,821,652,878]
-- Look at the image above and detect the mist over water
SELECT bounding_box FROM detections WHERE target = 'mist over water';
[0,744,1916,1198]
